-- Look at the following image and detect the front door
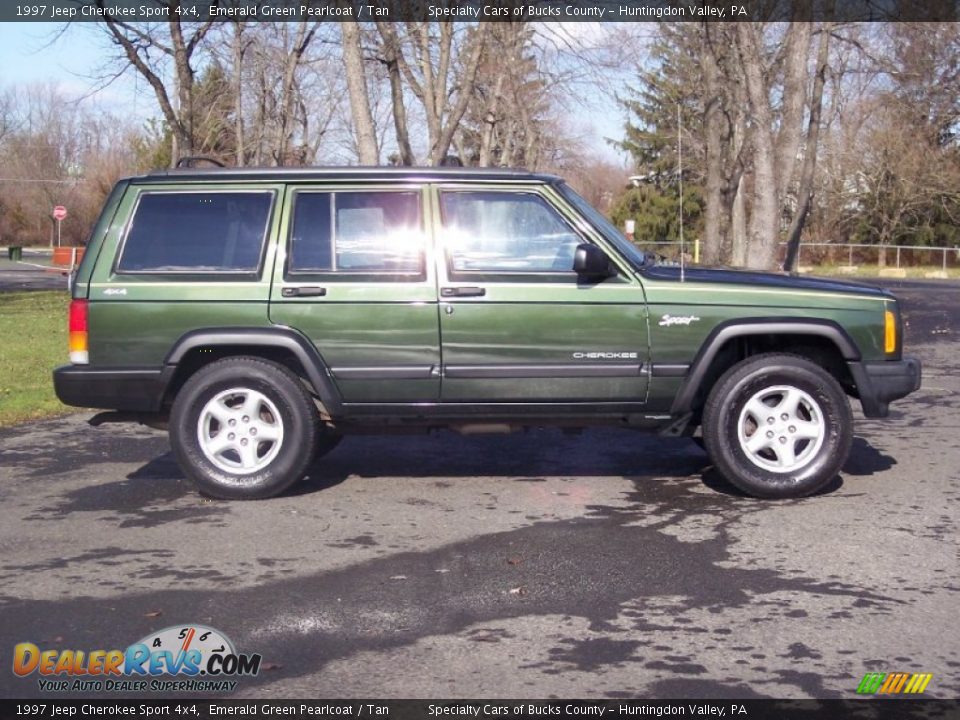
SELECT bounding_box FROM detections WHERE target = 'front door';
[269,184,441,403]
[433,184,649,404]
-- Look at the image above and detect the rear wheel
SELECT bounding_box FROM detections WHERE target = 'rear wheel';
[170,357,319,500]
[702,353,852,499]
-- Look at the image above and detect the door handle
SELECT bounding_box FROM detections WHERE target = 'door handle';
[441,286,486,298]
[281,286,327,298]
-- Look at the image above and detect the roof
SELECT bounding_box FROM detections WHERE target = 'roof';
[136,165,563,184]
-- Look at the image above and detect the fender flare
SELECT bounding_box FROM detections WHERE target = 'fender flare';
[669,318,861,416]
[163,326,343,415]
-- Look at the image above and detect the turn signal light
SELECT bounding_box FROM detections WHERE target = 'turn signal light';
[884,309,897,355]
[68,299,89,364]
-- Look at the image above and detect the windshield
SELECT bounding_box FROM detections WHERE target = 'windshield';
[555,182,648,269]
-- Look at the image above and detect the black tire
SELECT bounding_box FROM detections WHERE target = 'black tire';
[702,353,852,499]
[170,357,320,500]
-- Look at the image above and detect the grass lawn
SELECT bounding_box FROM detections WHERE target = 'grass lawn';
[0,291,72,427]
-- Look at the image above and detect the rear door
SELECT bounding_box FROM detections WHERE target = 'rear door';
[268,184,441,403]
[433,183,649,403]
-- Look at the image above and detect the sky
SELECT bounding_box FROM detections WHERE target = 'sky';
[0,21,629,163]
[0,23,150,116]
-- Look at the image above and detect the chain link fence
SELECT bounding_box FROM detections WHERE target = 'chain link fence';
[632,240,960,276]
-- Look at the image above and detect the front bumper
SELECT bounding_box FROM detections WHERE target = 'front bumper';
[848,356,922,418]
[53,365,167,412]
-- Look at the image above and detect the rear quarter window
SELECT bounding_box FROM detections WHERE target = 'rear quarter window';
[117,191,273,274]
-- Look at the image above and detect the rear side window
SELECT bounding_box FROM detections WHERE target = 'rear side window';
[118,192,273,273]
[288,191,423,275]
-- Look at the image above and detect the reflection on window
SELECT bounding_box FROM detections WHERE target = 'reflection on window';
[289,191,423,274]
[119,192,272,273]
[440,191,581,273]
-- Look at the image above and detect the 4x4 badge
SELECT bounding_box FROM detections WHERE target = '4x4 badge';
[659,314,700,327]
[103,288,128,296]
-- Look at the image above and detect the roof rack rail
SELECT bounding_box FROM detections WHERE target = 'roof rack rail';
[175,156,226,169]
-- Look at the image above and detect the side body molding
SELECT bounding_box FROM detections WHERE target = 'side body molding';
[669,318,861,416]
[163,326,343,415]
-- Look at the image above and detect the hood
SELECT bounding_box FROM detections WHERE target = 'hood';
[639,264,892,298]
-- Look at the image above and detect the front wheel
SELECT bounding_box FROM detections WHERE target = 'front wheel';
[170,357,320,500]
[702,354,853,499]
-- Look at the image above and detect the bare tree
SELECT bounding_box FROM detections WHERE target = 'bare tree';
[701,24,735,265]
[783,23,833,271]
[230,21,249,166]
[0,83,139,246]
[375,21,414,165]
[734,23,781,269]
[213,23,341,166]
[0,87,18,145]
[378,22,492,165]
[92,2,216,164]
[270,21,321,165]
[339,17,380,164]
[695,21,840,269]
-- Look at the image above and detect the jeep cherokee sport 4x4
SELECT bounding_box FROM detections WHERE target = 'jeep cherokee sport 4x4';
[53,166,921,500]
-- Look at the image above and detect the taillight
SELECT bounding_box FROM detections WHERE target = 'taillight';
[68,299,89,364]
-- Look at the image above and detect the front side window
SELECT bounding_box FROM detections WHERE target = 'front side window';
[440,190,582,274]
[288,191,423,274]
[118,192,272,273]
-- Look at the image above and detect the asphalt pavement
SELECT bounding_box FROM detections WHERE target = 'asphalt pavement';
[0,279,957,700]
[0,252,69,292]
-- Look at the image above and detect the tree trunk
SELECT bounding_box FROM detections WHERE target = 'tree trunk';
[700,24,726,266]
[729,112,748,266]
[478,72,505,167]
[232,22,245,167]
[783,23,832,272]
[169,20,195,162]
[737,23,780,270]
[776,23,813,202]
[272,21,318,166]
[339,19,379,164]
[393,22,491,166]
[431,24,490,165]
[376,22,414,166]
[731,176,748,267]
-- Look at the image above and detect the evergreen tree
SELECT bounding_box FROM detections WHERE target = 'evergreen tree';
[611,24,704,247]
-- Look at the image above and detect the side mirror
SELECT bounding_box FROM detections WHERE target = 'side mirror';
[573,243,613,278]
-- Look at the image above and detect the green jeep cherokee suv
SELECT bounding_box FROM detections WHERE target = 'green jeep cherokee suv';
[53,167,921,500]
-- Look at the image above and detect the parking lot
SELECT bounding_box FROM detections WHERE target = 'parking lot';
[0,252,68,292]
[0,278,957,699]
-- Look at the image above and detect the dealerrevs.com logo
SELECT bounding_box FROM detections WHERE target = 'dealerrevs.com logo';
[13,625,261,693]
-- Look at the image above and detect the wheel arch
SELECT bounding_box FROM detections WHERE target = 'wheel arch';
[670,318,861,416]
[161,327,342,415]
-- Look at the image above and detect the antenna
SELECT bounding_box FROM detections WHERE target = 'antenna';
[677,103,685,282]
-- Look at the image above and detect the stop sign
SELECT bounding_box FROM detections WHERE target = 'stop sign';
[53,205,67,221]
